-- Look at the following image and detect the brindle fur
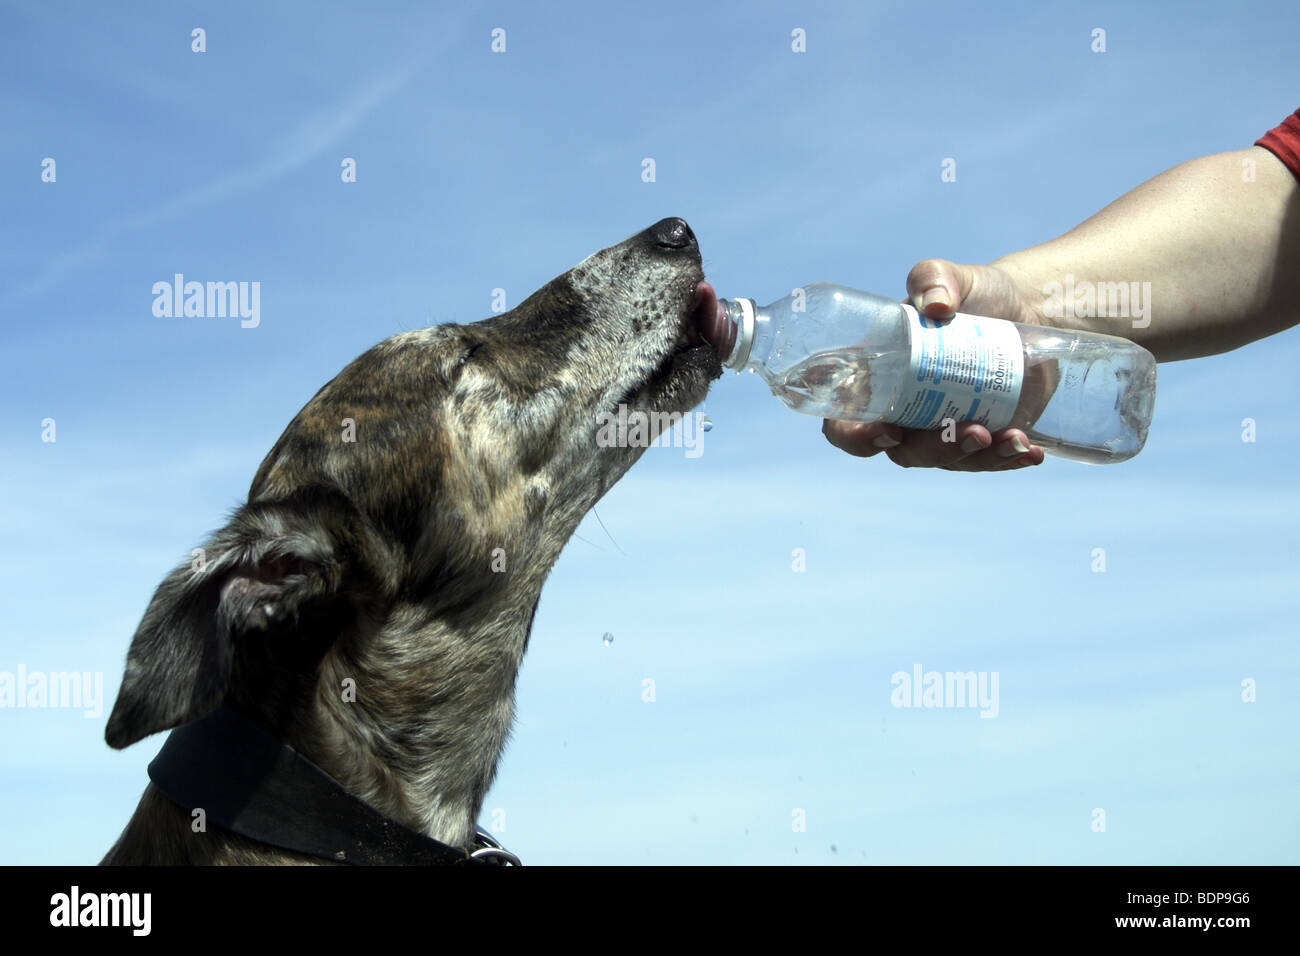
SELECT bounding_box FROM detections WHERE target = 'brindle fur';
[101,219,721,864]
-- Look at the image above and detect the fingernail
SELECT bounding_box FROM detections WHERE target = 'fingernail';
[920,287,951,313]
[997,436,1030,457]
[872,434,901,448]
[1013,455,1036,467]
[960,435,988,454]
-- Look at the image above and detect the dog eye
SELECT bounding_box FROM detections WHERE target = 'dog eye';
[458,342,485,368]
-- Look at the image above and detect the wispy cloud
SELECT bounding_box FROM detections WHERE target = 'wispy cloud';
[2,60,423,308]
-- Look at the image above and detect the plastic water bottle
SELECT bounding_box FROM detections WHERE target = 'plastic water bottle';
[705,283,1157,464]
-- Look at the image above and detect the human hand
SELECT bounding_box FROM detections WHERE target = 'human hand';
[822,259,1048,471]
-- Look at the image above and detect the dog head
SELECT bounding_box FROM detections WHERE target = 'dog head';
[106,218,723,751]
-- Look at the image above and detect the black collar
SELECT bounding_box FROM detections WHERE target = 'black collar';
[147,702,518,866]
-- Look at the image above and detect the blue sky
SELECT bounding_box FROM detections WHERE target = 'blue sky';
[2,0,1298,864]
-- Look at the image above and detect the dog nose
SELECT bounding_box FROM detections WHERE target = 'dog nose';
[646,217,697,251]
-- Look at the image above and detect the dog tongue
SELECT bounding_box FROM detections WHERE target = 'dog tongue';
[693,281,735,358]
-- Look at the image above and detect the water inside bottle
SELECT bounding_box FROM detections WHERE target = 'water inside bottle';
[769,344,1153,464]
[766,348,882,419]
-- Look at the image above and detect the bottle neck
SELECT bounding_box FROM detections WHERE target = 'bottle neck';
[718,297,758,370]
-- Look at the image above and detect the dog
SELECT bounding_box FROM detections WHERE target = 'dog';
[101,217,723,864]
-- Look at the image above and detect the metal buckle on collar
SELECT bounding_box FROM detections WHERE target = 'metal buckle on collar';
[471,826,522,866]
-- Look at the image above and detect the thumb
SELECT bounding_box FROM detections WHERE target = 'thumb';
[905,258,979,319]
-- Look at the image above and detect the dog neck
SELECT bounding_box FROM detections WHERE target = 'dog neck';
[222,487,583,851]
[280,597,535,849]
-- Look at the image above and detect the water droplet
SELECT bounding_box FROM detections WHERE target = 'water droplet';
[701,415,713,432]
[602,632,613,646]
[830,844,838,854]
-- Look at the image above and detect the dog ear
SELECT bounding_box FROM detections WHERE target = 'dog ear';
[104,489,362,749]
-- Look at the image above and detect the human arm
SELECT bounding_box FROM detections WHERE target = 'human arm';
[825,142,1300,469]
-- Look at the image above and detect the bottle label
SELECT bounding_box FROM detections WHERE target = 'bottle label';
[890,304,1024,432]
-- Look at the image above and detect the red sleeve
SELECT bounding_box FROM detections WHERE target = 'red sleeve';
[1255,108,1300,180]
